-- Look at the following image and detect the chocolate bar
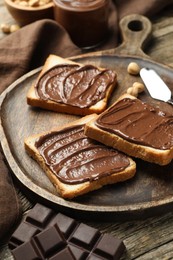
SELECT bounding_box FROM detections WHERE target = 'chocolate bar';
[9,203,125,259]
[11,225,75,260]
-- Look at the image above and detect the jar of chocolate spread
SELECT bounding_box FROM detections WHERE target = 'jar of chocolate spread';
[53,0,110,48]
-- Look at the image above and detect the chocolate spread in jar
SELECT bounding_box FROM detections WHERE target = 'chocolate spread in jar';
[35,124,130,184]
[35,64,116,108]
[53,0,109,48]
[96,98,173,150]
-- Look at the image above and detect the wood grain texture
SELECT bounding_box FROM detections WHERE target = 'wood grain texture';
[1,2,173,260]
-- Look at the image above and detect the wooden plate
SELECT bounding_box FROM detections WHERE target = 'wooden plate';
[1,14,173,220]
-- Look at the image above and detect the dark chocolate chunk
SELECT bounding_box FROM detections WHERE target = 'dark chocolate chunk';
[33,225,66,258]
[93,233,125,259]
[12,241,42,260]
[25,203,54,228]
[9,203,126,260]
[69,223,100,250]
[9,222,40,249]
[12,225,75,260]
[49,247,75,260]
[69,244,89,260]
[53,213,78,239]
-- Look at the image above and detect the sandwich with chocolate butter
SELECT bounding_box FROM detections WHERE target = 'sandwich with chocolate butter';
[27,54,117,116]
[84,94,173,166]
[24,114,136,199]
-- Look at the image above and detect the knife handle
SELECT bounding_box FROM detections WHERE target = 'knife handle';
[168,98,173,106]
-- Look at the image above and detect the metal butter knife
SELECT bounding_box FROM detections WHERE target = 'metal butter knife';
[140,68,173,105]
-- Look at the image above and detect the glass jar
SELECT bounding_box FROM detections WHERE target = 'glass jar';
[53,0,110,48]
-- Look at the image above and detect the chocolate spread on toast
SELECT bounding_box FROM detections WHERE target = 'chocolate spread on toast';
[96,98,173,150]
[35,64,116,108]
[35,124,130,184]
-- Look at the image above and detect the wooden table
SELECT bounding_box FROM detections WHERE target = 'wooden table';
[1,1,173,259]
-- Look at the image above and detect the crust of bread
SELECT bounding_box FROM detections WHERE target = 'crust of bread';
[84,94,173,166]
[27,54,117,116]
[24,114,136,199]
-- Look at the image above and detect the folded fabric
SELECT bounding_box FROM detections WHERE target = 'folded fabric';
[0,20,81,93]
[0,146,21,242]
[0,0,172,244]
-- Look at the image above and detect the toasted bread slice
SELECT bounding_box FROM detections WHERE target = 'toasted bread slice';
[85,94,173,165]
[24,115,136,199]
[27,54,117,116]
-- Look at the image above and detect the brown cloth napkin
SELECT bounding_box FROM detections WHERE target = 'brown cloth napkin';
[0,0,172,243]
[0,146,21,242]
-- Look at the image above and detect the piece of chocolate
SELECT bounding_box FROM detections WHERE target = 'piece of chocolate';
[9,203,125,259]
[12,225,75,260]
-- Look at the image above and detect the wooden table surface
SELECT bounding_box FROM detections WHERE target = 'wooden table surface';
[1,1,173,259]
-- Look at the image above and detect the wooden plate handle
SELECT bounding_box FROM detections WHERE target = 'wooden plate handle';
[113,14,152,57]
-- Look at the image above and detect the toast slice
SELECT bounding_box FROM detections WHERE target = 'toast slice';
[85,94,173,165]
[27,54,117,116]
[24,115,136,199]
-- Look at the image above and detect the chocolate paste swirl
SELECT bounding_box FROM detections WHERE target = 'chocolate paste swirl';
[56,0,107,10]
[35,64,116,108]
[35,125,130,184]
[96,98,173,150]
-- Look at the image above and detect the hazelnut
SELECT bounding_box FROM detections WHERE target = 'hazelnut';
[29,0,40,7]
[132,82,145,93]
[1,23,11,34]
[127,62,140,75]
[18,1,28,6]
[12,0,51,7]
[126,87,138,97]
[127,82,145,97]
[10,24,20,33]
